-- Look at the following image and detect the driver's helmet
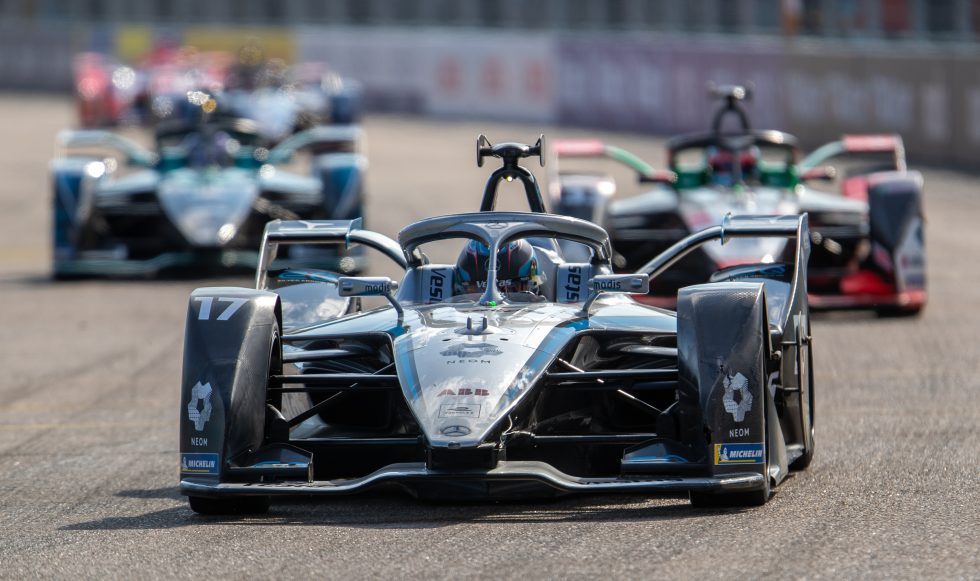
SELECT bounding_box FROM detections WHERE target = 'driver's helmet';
[454,239,540,295]
[706,145,760,186]
[186,130,234,168]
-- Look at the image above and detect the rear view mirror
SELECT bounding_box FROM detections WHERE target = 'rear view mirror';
[582,274,650,315]
[338,276,397,297]
[338,276,403,320]
[800,166,836,182]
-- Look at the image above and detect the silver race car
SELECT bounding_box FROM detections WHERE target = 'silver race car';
[178,139,815,513]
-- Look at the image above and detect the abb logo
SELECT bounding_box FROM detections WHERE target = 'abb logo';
[437,388,490,397]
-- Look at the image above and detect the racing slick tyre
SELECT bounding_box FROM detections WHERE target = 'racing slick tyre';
[188,495,270,515]
[790,340,816,470]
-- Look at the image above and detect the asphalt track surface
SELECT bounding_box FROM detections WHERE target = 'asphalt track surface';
[0,94,977,579]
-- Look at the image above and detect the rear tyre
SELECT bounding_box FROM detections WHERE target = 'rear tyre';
[188,495,270,515]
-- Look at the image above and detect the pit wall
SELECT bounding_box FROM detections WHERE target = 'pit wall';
[2,22,976,167]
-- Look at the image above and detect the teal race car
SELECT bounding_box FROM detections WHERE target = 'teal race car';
[51,115,368,278]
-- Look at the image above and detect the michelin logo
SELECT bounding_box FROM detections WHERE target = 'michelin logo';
[181,453,219,474]
[722,372,753,422]
[714,443,764,465]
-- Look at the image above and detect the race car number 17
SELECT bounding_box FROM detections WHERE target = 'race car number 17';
[194,297,247,321]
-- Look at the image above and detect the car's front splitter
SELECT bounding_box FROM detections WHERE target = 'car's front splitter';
[180,460,765,499]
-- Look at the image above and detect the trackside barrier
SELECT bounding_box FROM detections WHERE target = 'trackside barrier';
[3,23,977,167]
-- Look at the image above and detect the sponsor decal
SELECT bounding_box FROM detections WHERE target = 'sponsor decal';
[563,265,583,302]
[439,403,481,418]
[590,275,647,293]
[181,452,219,474]
[427,268,447,301]
[593,279,624,291]
[722,372,753,422]
[187,381,213,431]
[436,388,490,397]
[190,437,208,447]
[193,296,247,321]
[714,443,764,465]
[474,278,523,290]
[440,343,502,359]
[441,425,471,437]
[728,427,750,438]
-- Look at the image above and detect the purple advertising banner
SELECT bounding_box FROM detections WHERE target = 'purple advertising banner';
[557,36,786,135]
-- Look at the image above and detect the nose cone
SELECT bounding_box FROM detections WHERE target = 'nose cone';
[158,170,258,247]
[394,306,578,448]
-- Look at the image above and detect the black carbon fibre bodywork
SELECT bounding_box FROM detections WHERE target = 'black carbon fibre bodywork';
[179,289,284,486]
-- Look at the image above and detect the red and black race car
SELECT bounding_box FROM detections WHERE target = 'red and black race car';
[551,86,925,316]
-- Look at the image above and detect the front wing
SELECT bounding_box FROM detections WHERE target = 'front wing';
[181,461,764,499]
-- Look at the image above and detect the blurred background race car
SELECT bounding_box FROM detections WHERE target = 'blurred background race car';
[72,51,142,128]
[551,86,926,315]
[51,99,367,278]
[74,44,361,144]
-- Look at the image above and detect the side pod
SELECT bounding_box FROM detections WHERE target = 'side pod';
[179,288,281,488]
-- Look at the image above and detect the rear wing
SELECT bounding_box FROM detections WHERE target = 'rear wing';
[255,219,406,289]
[56,129,157,168]
[551,139,676,184]
[636,214,810,320]
[801,134,906,172]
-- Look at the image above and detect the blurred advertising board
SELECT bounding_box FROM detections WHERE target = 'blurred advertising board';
[1,22,977,166]
[297,27,554,121]
[557,36,784,133]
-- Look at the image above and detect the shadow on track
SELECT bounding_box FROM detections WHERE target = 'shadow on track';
[60,488,758,531]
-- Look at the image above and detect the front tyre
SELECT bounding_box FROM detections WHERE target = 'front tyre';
[790,340,816,470]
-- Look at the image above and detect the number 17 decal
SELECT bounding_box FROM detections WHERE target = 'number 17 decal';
[194,297,247,321]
